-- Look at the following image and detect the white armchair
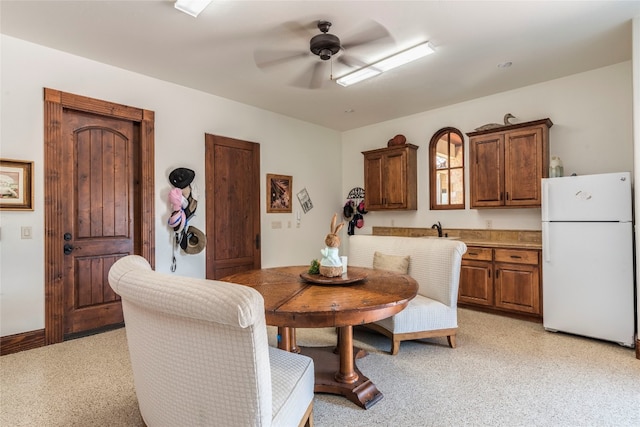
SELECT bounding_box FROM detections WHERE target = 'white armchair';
[348,235,466,355]
[108,255,314,427]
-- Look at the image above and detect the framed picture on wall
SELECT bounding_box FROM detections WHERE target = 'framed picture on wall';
[297,187,313,213]
[267,173,292,213]
[0,159,34,211]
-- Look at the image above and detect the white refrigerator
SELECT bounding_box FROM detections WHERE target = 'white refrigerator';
[541,172,635,347]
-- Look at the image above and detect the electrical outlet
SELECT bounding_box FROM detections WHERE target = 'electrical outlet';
[486,220,492,229]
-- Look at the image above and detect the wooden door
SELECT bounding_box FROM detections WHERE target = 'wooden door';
[470,134,504,207]
[61,111,138,335]
[504,127,544,206]
[44,88,155,345]
[205,134,261,279]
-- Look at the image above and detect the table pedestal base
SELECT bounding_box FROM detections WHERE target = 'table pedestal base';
[299,345,384,409]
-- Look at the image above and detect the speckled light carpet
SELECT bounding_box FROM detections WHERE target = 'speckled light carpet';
[2,309,638,426]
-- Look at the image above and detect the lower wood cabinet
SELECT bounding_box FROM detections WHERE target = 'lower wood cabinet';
[459,246,541,318]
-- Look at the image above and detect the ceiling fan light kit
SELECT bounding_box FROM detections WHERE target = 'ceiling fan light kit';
[336,41,435,87]
[174,0,213,17]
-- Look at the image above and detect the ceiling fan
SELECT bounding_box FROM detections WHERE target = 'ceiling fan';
[254,20,393,89]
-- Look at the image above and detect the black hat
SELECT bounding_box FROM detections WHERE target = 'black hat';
[343,200,355,220]
[184,195,198,221]
[169,168,195,189]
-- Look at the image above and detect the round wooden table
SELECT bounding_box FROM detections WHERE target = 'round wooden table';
[220,265,418,409]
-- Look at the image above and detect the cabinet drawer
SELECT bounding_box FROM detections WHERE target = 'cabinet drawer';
[463,247,492,261]
[494,249,538,265]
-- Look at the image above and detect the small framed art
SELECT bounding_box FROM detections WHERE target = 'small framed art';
[297,187,313,213]
[0,159,34,211]
[267,174,292,213]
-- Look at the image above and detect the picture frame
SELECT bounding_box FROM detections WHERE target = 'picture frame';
[267,173,292,213]
[0,159,34,211]
[297,187,313,213]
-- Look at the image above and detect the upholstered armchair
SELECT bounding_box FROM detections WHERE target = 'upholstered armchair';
[108,255,314,427]
[348,235,467,355]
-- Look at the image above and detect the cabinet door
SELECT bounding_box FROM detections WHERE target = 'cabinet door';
[504,126,544,206]
[383,150,409,209]
[459,259,494,306]
[494,262,540,314]
[470,134,504,207]
[363,153,384,209]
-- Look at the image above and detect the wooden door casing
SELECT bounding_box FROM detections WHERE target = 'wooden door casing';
[205,134,261,280]
[44,88,155,345]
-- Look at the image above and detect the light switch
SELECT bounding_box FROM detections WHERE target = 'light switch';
[21,226,32,239]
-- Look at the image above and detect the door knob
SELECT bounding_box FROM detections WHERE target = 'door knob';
[63,243,74,255]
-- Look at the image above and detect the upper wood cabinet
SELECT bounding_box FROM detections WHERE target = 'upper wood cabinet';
[363,144,418,210]
[467,118,553,208]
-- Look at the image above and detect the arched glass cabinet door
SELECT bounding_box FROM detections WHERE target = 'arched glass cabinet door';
[429,127,465,210]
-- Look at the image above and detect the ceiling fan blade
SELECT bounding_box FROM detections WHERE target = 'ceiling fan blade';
[341,20,393,51]
[254,50,309,69]
[336,54,368,70]
[281,20,317,40]
[308,62,325,89]
[290,61,326,89]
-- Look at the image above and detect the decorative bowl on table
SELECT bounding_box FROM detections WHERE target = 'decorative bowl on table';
[300,270,367,286]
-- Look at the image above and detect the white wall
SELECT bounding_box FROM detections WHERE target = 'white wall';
[0,34,636,339]
[0,35,342,336]
[342,62,634,232]
[632,17,640,348]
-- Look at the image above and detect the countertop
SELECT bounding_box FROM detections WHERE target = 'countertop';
[372,227,542,250]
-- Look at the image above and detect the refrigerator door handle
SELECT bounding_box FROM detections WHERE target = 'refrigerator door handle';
[542,223,550,262]
[542,180,549,221]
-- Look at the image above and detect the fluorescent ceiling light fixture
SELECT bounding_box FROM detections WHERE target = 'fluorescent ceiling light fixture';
[336,41,435,87]
[174,0,213,17]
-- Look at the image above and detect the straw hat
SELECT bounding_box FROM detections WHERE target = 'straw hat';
[180,226,206,254]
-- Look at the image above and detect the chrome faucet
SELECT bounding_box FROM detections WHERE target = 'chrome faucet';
[431,221,443,237]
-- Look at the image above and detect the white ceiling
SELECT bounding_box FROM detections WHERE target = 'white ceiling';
[1,1,639,131]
